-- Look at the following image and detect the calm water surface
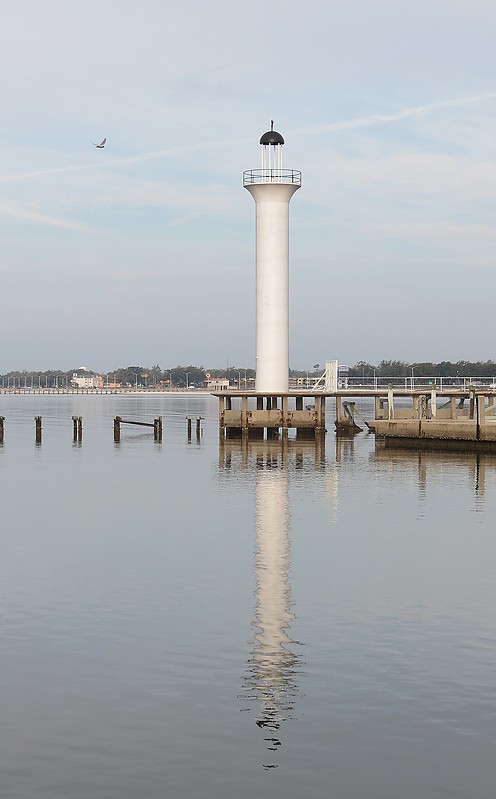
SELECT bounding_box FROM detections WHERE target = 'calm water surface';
[0,394,495,798]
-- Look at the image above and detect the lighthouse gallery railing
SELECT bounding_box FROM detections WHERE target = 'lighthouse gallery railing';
[243,169,302,185]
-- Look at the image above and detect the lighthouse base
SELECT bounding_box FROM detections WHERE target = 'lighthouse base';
[214,392,326,440]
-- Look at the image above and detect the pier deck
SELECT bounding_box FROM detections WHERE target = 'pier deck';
[213,387,496,448]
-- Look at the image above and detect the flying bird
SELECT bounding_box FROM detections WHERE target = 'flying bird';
[94,138,107,148]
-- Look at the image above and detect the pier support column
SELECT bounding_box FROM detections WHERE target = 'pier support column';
[469,387,476,419]
[387,388,394,420]
[241,396,248,436]
[374,396,382,419]
[450,397,458,419]
[476,396,486,440]
[282,396,288,430]
[316,395,326,434]
[430,388,437,418]
[218,396,225,442]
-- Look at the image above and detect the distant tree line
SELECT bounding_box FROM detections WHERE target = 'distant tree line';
[0,364,256,388]
[2,360,496,387]
[348,360,496,378]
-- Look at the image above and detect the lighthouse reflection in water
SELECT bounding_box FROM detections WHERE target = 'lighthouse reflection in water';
[234,443,310,769]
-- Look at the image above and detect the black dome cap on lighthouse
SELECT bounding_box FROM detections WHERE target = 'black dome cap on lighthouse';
[260,120,284,145]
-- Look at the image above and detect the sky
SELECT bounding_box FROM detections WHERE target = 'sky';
[2,0,496,373]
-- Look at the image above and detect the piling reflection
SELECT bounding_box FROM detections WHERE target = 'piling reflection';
[334,431,360,463]
[222,441,312,769]
[219,433,326,470]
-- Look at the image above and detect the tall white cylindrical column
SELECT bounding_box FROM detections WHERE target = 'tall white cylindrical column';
[245,182,299,393]
[244,123,301,394]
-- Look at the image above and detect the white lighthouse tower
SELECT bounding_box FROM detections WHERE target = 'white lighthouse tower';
[244,123,301,394]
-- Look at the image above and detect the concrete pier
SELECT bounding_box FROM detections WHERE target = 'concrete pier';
[371,388,496,450]
[215,392,326,440]
[215,387,496,449]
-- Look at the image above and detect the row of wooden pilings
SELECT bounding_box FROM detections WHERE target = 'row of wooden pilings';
[0,415,206,444]
[0,415,85,445]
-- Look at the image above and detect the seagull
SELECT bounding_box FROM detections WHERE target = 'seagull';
[94,138,107,148]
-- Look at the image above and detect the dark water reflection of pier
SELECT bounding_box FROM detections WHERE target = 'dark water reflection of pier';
[332,431,496,509]
[373,444,496,509]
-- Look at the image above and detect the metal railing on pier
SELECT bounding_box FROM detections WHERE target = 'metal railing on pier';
[297,375,496,392]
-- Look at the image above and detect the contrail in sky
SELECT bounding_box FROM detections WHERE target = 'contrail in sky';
[1,92,495,185]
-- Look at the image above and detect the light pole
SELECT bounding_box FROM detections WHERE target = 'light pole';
[409,365,416,390]
[186,372,189,389]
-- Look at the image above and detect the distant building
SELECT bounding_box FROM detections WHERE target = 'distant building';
[205,373,230,391]
[71,371,103,389]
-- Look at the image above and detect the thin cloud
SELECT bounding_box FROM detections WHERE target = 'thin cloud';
[0,163,95,184]
[364,221,496,240]
[1,91,495,187]
[290,92,496,136]
[0,140,240,185]
[0,202,93,232]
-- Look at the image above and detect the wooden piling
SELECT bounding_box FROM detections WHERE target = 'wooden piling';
[72,416,82,442]
[0,416,4,444]
[154,416,163,442]
[114,416,121,442]
[35,416,42,444]
[186,416,203,441]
